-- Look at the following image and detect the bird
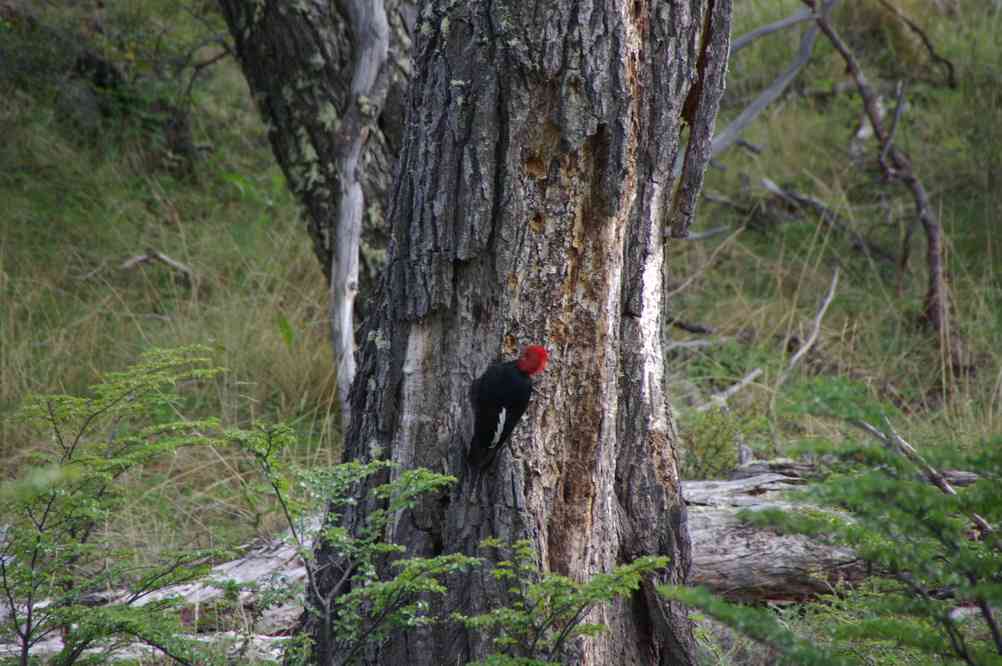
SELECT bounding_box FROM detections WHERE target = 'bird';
[468,345,549,471]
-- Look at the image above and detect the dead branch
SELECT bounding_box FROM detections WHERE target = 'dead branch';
[774,267,840,391]
[685,472,866,600]
[760,178,896,265]
[735,138,763,155]
[875,0,957,88]
[731,8,816,54]
[120,249,194,285]
[853,419,993,536]
[879,81,907,174]
[328,0,391,417]
[685,225,732,241]
[807,1,956,366]
[669,319,717,335]
[665,338,733,353]
[695,368,764,413]
[710,0,836,159]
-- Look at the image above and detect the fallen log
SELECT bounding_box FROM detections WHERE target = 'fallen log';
[3,469,868,660]
[149,471,865,611]
[686,472,865,601]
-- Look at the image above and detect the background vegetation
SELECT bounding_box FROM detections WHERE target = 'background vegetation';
[1,0,999,663]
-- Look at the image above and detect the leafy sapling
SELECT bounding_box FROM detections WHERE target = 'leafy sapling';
[1,346,228,665]
[456,539,669,666]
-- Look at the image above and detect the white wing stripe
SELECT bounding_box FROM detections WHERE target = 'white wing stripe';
[491,408,506,447]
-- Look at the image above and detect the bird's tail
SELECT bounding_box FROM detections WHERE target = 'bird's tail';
[466,438,491,470]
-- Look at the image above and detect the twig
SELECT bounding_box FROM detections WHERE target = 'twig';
[759,178,896,265]
[875,0,957,88]
[120,248,194,285]
[665,338,732,353]
[853,419,994,536]
[709,0,836,159]
[684,225,731,241]
[694,368,763,412]
[774,267,840,390]
[735,139,763,155]
[731,8,816,54]
[879,81,907,174]
[669,319,716,335]
[667,227,744,298]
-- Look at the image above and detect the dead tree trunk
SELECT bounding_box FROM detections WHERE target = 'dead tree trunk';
[301,1,732,664]
[216,0,415,411]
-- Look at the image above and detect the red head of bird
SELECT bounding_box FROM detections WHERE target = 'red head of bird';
[516,345,549,375]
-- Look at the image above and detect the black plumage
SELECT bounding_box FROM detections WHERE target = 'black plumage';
[467,360,534,470]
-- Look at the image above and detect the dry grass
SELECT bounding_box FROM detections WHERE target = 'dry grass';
[675,0,1002,470]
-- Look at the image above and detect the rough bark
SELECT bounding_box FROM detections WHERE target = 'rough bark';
[298,1,732,665]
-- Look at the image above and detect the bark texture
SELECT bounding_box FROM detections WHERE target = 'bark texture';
[307,1,732,664]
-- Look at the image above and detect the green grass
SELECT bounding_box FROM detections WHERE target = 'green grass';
[0,19,339,559]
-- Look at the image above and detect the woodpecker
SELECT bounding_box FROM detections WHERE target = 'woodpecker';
[468,345,549,470]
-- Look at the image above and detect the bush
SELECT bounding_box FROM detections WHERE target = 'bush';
[1,346,227,664]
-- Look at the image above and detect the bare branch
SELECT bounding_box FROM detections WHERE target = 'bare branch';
[879,81,907,173]
[759,178,896,264]
[807,3,954,359]
[685,225,731,241]
[665,338,733,353]
[731,8,816,54]
[709,0,838,159]
[120,249,194,286]
[774,267,840,391]
[669,320,716,335]
[875,0,957,87]
[329,0,391,417]
[694,368,763,413]
[853,419,994,537]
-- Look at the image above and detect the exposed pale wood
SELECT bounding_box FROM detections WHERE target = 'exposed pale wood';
[217,0,414,409]
[327,0,391,414]
[774,267,840,391]
[685,473,864,601]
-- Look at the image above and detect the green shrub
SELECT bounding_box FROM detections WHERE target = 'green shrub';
[1,346,227,664]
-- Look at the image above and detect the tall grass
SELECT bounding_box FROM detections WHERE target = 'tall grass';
[0,48,338,556]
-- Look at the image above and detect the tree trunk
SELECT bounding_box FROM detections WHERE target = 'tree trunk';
[299,1,732,664]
